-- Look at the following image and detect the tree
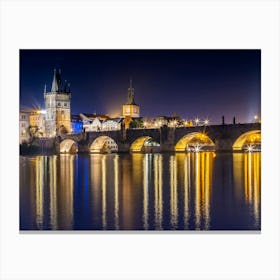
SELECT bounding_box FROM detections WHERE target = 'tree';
[129,119,144,129]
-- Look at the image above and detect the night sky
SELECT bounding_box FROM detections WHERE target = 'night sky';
[20,50,261,124]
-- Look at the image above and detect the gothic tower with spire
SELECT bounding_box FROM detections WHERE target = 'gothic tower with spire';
[122,79,140,118]
[44,69,71,137]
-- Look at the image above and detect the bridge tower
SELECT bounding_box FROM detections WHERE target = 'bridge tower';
[44,69,71,137]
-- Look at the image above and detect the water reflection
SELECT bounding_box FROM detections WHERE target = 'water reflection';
[101,155,107,229]
[190,152,213,230]
[58,154,74,229]
[49,156,58,229]
[35,156,44,229]
[170,155,178,229]
[114,155,120,230]
[20,151,261,230]
[143,154,150,229]
[184,153,191,229]
[173,152,214,230]
[90,154,102,228]
[154,154,163,230]
[244,152,261,227]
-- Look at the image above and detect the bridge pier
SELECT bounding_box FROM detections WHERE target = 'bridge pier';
[117,143,130,153]
[214,139,235,152]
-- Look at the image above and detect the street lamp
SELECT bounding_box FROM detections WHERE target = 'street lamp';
[195,118,199,126]
[204,119,209,125]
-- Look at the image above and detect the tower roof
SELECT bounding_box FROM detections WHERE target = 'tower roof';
[48,68,70,94]
[126,78,137,105]
[51,68,63,92]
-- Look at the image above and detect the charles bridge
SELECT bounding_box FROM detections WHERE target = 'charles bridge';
[52,122,261,153]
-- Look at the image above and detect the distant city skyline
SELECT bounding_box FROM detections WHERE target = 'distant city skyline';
[20,50,261,124]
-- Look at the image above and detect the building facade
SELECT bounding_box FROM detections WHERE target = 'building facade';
[44,69,71,137]
[80,113,108,132]
[122,79,140,118]
[101,118,123,131]
[80,113,123,132]
[19,110,30,144]
[29,111,46,137]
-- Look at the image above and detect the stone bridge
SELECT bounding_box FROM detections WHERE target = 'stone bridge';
[57,123,261,153]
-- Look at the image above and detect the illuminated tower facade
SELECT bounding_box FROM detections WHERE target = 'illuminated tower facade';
[122,79,140,118]
[44,69,71,137]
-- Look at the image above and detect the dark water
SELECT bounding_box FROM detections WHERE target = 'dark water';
[20,152,261,231]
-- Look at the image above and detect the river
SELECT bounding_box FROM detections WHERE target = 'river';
[20,152,261,231]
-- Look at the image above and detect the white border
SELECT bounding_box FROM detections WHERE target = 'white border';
[1,0,280,279]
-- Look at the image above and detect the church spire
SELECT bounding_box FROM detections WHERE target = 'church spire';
[51,68,63,92]
[44,84,47,93]
[127,77,136,105]
[51,69,58,92]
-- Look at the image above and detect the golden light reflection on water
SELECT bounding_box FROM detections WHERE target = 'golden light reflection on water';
[49,156,57,229]
[35,156,44,229]
[121,155,134,229]
[90,154,102,227]
[184,153,191,228]
[58,154,74,229]
[114,155,120,230]
[170,155,178,229]
[22,150,260,230]
[143,154,149,229]
[154,154,163,230]
[244,152,261,226]
[171,152,214,230]
[191,152,213,230]
[101,155,107,229]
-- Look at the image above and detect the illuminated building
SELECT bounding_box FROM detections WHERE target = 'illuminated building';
[44,69,71,137]
[101,118,123,131]
[19,110,30,143]
[122,79,140,118]
[80,113,123,132]
[80,113,109,132]
[29,110,46,137]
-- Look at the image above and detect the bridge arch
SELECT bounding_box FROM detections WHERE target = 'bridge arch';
[175,132,215,152]
[130,136,160,153]
[232,130,261,151]
[90,136,118,153]
[60,139,78,154]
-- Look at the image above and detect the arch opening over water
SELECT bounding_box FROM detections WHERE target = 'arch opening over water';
[60,139,78,154]
[232,130,261,152]
[175,132,215,152]
[90,136,118,153]
[130,136,160,153]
